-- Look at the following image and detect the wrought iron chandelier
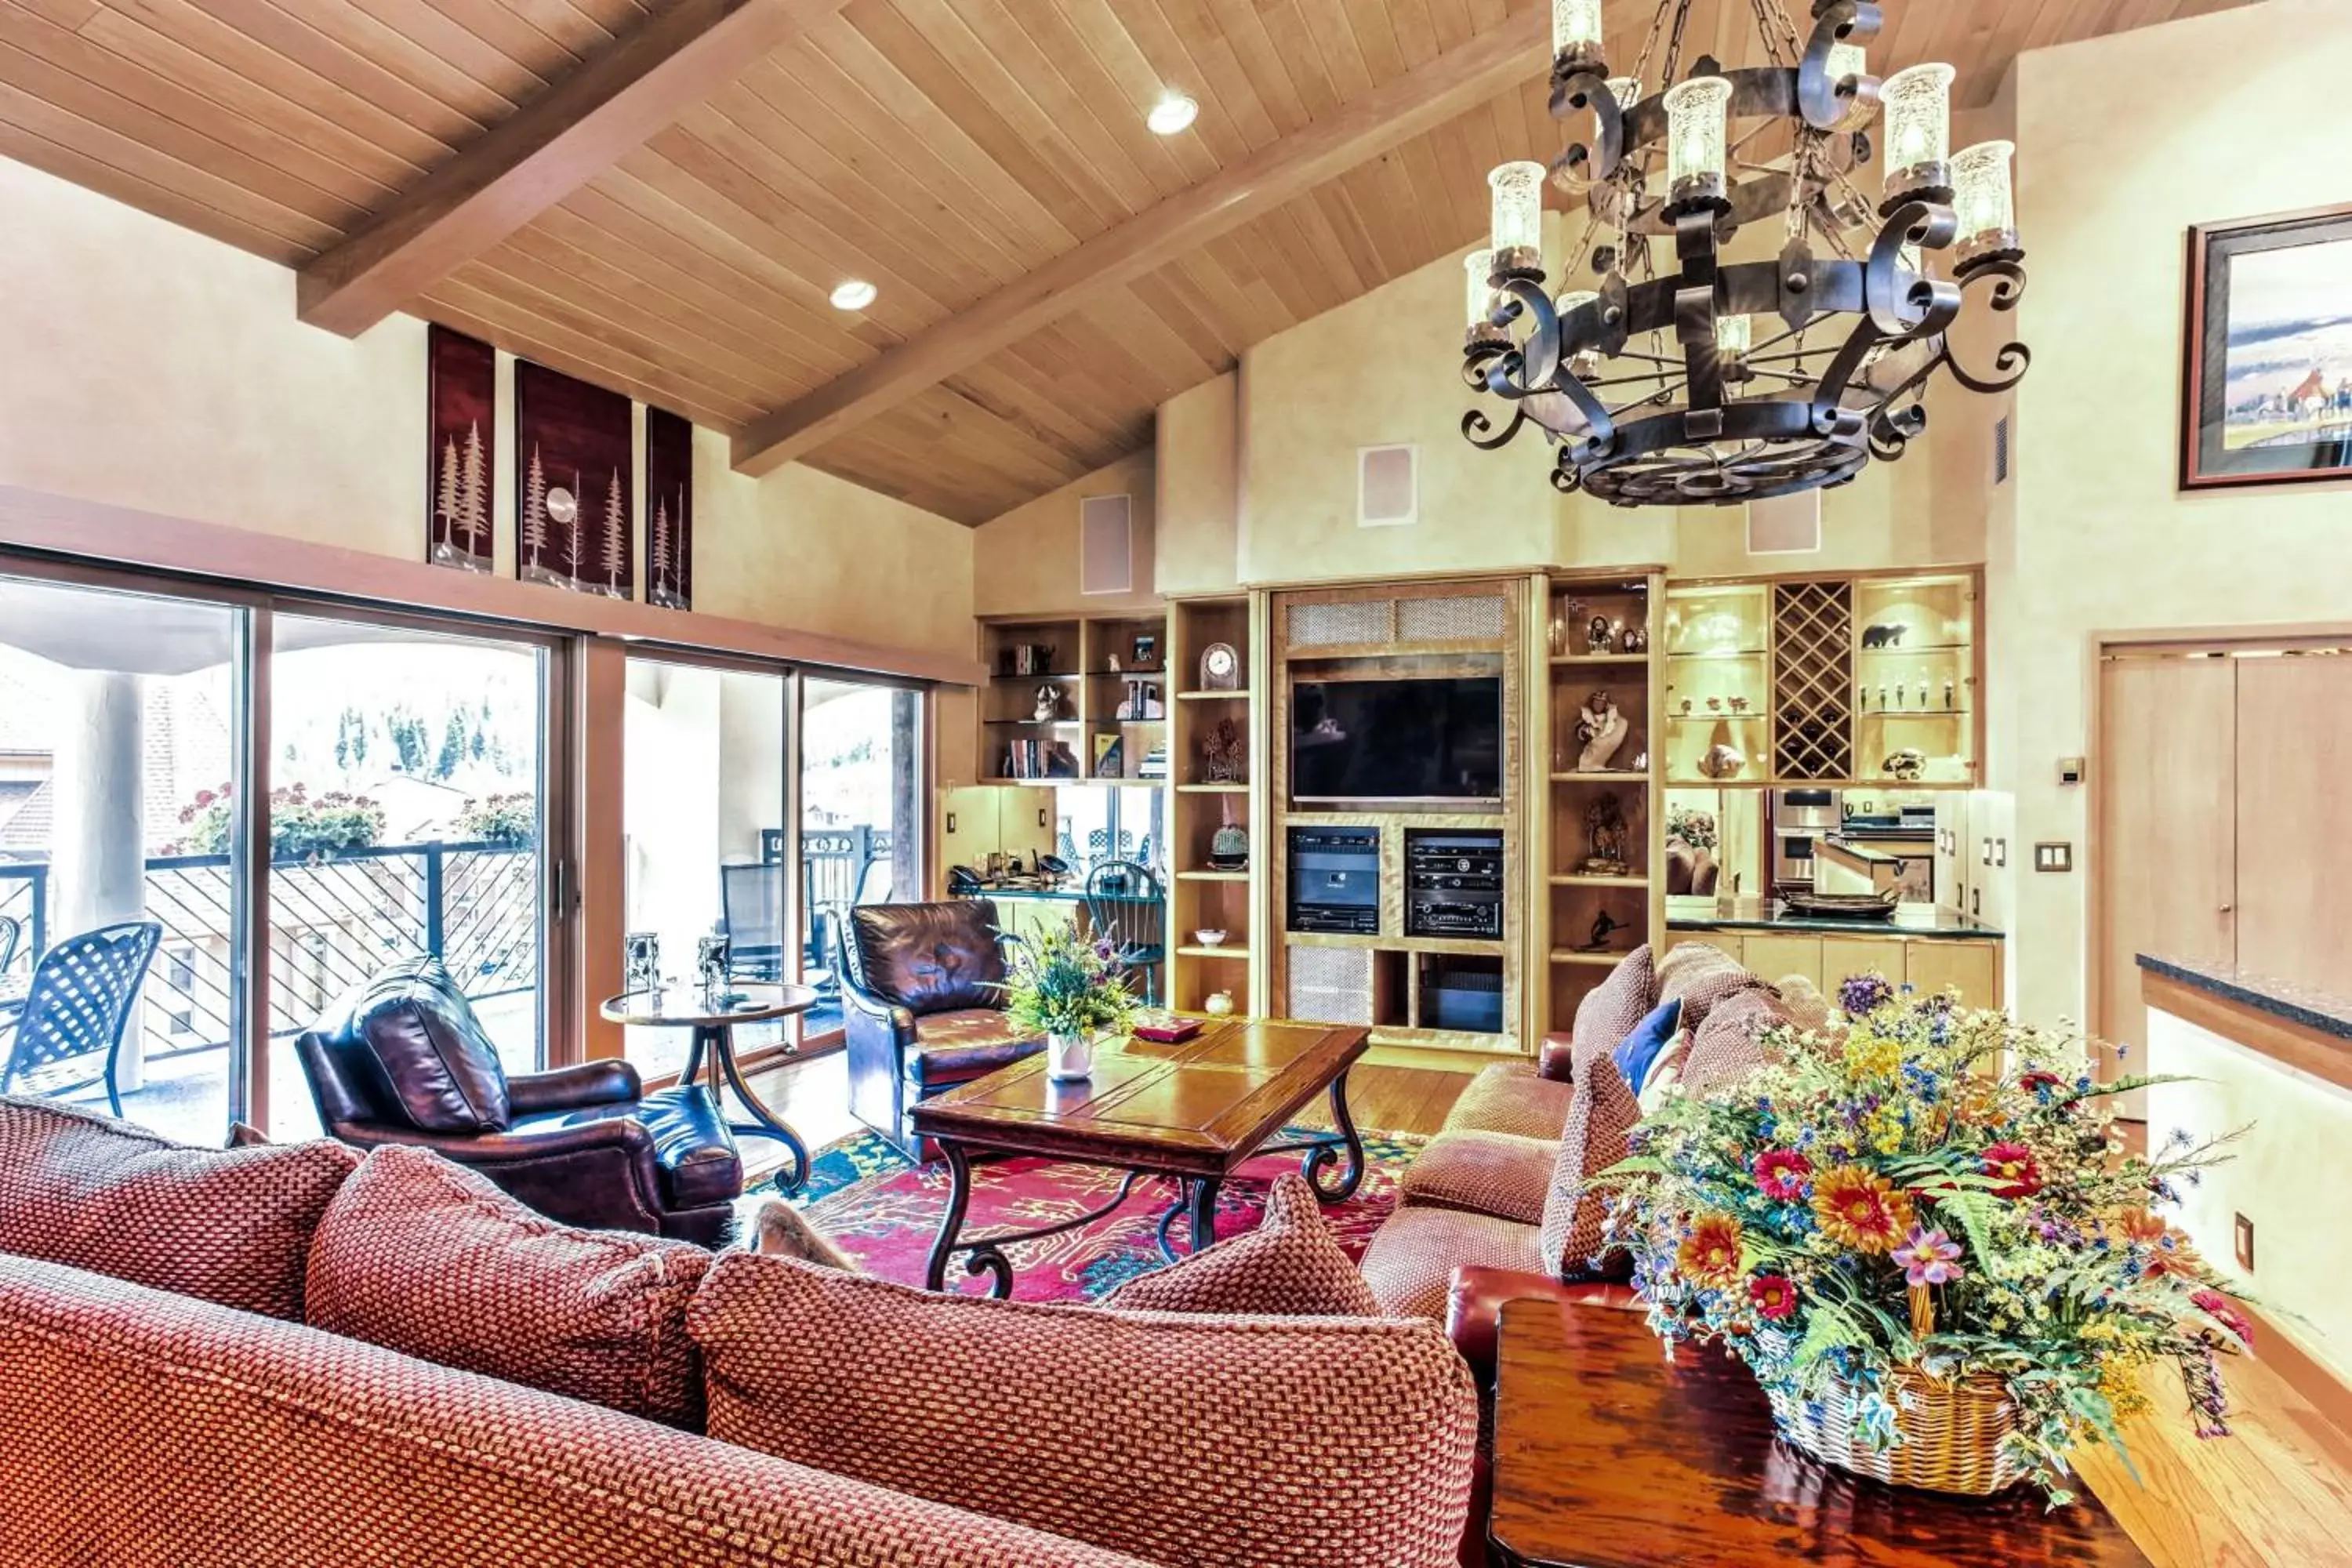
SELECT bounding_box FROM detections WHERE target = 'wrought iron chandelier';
[1461,0,2030,506]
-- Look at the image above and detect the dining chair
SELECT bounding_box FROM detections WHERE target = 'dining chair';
[0,920,164,1117]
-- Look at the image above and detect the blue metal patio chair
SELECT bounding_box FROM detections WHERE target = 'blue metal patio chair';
[0,920,163,1117]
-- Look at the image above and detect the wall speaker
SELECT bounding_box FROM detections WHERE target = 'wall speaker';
[1357,445,1417,528]
[1079,493,1132,595]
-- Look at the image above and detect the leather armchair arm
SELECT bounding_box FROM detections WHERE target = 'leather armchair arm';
[507,1058,642,1116]
[330,1116,673,1236]
[1537,1036,1577,1082]
[1444,1266,1640,1385]
[332,1113,655,1164]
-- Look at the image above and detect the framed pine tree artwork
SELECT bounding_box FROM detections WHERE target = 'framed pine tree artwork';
[645,406,693,610]
[515,359,633,598]
[426,325,494,574]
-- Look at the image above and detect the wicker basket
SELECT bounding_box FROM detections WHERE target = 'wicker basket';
[1768,1366,2026,1496]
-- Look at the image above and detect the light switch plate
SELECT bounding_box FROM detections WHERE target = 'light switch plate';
[2058,755,2085,786]
[2034,841,2073,873]
[2235,1213,2255,1272]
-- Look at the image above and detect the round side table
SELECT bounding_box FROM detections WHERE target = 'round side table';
[600,982,819,1192]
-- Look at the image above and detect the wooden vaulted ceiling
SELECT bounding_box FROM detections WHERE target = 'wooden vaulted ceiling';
[2,0,2254,524]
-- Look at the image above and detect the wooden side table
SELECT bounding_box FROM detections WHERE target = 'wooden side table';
[600,982,818,1192]
[1487,1298,2151,1568]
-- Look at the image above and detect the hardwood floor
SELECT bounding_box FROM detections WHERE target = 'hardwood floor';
[734,1053,2352,1565]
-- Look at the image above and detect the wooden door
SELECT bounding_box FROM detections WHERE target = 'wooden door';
[2096,656,2236,1054]
[2232,657,2352,996]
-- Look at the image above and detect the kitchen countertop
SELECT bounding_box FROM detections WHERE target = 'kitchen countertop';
[2137,953,2352,1044]
[1667,895,2003,941]
[954,884,1161,904]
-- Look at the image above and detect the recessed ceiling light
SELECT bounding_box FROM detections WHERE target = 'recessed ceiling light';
[829,279,877,310]
[1147,92,1198,136]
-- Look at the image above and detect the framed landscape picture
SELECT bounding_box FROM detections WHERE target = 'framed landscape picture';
[516,361,633,597]
[2182,203,2352,490]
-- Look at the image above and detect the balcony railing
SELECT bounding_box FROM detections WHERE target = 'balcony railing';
[0,839,537,1061]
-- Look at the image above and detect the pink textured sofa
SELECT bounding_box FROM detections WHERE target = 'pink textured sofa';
[1359,942,1786,1319]
[0,1095,1477,1568]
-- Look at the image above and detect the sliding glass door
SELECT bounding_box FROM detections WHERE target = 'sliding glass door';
[263,614,557,1137]
[799,677,923,1044]
[619,655,789,1078]
[0,573,245,1144]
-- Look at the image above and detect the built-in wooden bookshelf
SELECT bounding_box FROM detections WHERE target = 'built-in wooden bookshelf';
[1536,570,1668,1039]
[1163,594,1260,1016]
[978,612,1171,786]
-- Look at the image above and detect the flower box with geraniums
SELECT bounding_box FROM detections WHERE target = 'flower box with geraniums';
[166,782,387,864]
[997,924,1138,1083]
[1597,974,2254,1503]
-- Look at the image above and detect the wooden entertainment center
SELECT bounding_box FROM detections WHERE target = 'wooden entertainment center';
[955,565,1989,1069]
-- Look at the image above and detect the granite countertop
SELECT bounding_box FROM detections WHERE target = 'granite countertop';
[1667,895,2003,941]
[2137,953,2352,1043]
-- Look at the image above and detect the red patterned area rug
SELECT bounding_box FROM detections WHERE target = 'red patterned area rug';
[794,1128,1425,1305]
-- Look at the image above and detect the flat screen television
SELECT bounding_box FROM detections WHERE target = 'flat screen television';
[1290,677,1503,803]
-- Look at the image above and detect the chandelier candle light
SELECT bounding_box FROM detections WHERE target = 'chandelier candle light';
[1462,0,2031,506]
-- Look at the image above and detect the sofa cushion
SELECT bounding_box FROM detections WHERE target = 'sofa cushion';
[0,1094,356,1320]
[691,1253,1478,1568]
[1653,941,1768,1033]
[1103,1173,1379,1317]
[306,1145,710,1428]
[848,900,1007,1014]
[347,958,511,1133]
[0,1252,1154,1568]
[904,1010,1044,1085]
[1396,1129,1555,1226]
[1359,1203,1549,1319]
[1440,1058,1573,1141]
[1680,987,1785,1098]
[1570,943,1654,1055]
[1536,1051,1642,1277]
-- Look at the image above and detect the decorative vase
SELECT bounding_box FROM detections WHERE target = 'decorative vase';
[1203,990,1235,1017]
[1046,1030,1093,1082]
[1766,1366,2026,1496]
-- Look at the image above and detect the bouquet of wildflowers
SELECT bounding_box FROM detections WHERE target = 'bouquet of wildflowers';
[1598,974,2253,1503]
[997,924,1138,1040]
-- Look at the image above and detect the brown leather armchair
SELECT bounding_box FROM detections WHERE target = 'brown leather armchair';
[839,900,1044,1160]
[294,959,742,1247]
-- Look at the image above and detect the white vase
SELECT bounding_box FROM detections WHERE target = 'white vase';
[1047,1030,1093,1082]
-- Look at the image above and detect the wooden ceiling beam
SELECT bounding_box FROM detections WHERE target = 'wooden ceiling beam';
[296,0,851,337]
[729,9,1544,477]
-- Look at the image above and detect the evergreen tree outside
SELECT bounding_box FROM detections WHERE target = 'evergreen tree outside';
[437,711,466,780]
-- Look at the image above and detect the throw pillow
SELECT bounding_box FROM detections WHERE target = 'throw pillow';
[1679,987,1788,1098]
[691,1253,1478,1568]
[346,957,510,1134]
[749,1199,862,1272]
[1635,1032,1691,1116]
[1653,942,1767,1033]
[1776,973,1834,1033]
[1536,1054,1642,1277]
[1570,942,1654,1056]
[1103,1172,1381,1316]
[0,1094,357,1320]
[1609,997,1684,1094]
[305,1145,710,1428]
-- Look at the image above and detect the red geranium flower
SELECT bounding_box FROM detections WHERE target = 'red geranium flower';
[1752,1149,1813,1202]
[1980,1142,2043,1200]
[1748,1273,1799,1321]
[2018,1069,2067,1094]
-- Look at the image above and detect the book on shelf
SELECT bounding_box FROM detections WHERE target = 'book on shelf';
[1138,744,1168,780]
[1000,738,1080,779]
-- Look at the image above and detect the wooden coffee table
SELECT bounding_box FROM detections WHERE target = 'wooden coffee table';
[1489,1298,2151,1567]
[908,1017,1369,1297]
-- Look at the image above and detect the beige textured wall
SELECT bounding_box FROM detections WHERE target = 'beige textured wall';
[2147,1006,2352,1385]
[0,154,976,663]
[971,448,1157,616]
[1991,0,2352,1025]
[1156,374,1242,596]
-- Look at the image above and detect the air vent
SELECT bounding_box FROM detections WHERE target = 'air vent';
[1358,445,1417,528]
[1994,416,2012,485]
[1079,493,1132,595]
[1747,490,1821,555]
